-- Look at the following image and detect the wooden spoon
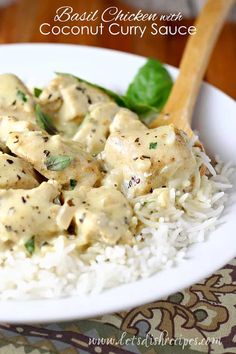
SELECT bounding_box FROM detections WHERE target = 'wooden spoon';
[150,0,235,139]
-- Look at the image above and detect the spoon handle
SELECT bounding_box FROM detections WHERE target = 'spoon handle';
[151,0,235,135]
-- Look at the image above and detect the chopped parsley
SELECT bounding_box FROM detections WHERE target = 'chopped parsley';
[17,90,27,102]
[24,236,35,255]
[70,179,77,190]
[45,155,73,171]
[34,87,42,98]
[35,104,58,135]
[149,142,158,150]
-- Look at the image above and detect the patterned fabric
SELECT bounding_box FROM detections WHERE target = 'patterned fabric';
[0,259,235,354]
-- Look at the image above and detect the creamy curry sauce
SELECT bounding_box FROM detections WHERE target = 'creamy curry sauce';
[0,74,201,253]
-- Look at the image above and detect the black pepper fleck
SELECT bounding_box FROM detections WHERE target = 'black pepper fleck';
[76,86,86,93]
[5,225,12,231]
[43,149,50,157]
[141,155,151,159]
[124,217,129,225]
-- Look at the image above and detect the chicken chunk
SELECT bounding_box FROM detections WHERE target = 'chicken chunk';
[0,116,37,145]
[39,75,112,124]
[73,102,119,154]
[103,124,198,198]
[6,131,101,187]
[0,152,39,189]
[57,186,135,248]
[0,74,36,122]
[0,182,61,246]
[109,108,146,134]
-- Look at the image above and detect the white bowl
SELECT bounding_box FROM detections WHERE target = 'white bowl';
[0,43,235,323]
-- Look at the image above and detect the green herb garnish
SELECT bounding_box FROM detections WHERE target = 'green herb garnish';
[35,104,58,135]
[70,179,77,190]
[17,90,27,102]
[125,58,173,122]
[149,142,158,149]
[45,155,73,171]
[34,87,42,98]
[24,236,35,255]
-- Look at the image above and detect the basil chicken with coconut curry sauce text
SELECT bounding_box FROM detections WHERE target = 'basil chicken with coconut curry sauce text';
[0,61,202,256]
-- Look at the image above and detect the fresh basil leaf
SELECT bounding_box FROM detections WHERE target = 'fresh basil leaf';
[55,72,126,107]
[34,87,42,98]
[25,236,35,255]
[17,90,27,102]
[35,104,58,135]
[45,155,73,171]
[70,179,77,190]
[125,58,173,116]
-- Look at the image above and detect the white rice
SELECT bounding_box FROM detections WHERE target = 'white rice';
[0,153,234,300]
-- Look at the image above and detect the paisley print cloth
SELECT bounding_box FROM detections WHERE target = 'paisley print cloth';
[0,259,235,354]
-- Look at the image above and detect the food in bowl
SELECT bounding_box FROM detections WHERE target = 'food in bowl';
[0,63,234,299]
